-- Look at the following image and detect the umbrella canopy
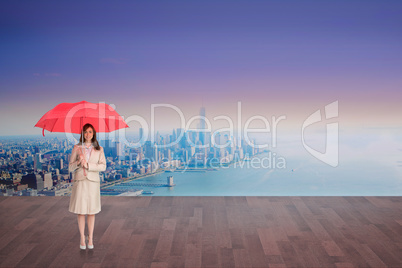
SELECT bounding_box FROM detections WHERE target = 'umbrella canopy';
[34,100,129,136]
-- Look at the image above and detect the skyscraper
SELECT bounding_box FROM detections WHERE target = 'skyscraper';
[176,128,186,148]
[34,153,42,172]
[43,172,52,189]
[154,143,158,164]
[156,131,161,144]
[172,129,176,143]
[144,141,153,160]
[21,173,44,190]
[115,141,124,161]
[215,132,221,146]
[139,128,144,143]
[56,159,63,170]
[199,107,206,145]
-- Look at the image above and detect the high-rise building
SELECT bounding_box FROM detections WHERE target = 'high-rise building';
[34,153,42,171]
[215,133,221,146]
[56,159,63,170]
[199,107,206,145]
[100,139,112,157]
[144,141,153,160]
[167,149,172,162]
[27,155,34,165]
[144,141,159,165]
[154,143,158,164]
[190,147,195,157]
[187,131,198,146]
[21,173,44,190]
[43,172,52,189]
[203,147,207,166]
[156,131,161,144]
[172,129,176,143]
[115,141,124,161]
[139,128,144,142]
[176,128,186,148]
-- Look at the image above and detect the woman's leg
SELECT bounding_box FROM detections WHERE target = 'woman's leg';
[87,214,95,246]
[77,214,86,246]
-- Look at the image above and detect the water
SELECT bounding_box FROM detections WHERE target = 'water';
[104,155,402,196]
[103,130,402,196]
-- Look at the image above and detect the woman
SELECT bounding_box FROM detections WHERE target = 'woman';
[68,123,106,250]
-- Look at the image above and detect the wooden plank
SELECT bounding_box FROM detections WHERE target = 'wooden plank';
[322,240,344,257]
[170,218,188,256]
[184,231,202,268]
[233,249,252,268]
[229,228,247,249]
[256,228,281,255]
[99,219,126,244]
[135,239,158,268]
[0,242,37,267]
[218,247,235,268]
[215,229,232,249]
[201,231,219,267]
[244,230,269,268]
[152,229,175,262]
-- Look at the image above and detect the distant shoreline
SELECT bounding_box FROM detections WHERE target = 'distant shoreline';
[101,152,267,192]
[101,170,165,190]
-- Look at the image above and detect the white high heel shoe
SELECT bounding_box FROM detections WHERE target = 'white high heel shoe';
[87,236,94,249]
[80,237,86,250]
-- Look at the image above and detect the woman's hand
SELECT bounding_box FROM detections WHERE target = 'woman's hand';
[79,154,88,169]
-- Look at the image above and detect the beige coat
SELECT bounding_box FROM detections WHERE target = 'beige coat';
[69,144,106,182]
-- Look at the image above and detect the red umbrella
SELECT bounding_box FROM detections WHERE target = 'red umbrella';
[35,100,129,176]
[34,100,129,136]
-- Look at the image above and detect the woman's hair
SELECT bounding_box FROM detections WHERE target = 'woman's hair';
[78,123,101,150]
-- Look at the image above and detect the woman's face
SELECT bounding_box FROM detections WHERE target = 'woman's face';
[84,127,94,143]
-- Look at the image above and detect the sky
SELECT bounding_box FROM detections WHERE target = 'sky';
[0,0,401,136]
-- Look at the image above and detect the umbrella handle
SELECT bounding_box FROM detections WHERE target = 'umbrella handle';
[42,128,45,137]
[79,149,87,176]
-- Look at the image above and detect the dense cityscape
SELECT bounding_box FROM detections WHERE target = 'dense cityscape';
[0,108,263,196]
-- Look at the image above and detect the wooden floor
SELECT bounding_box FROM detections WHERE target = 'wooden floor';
[0,196,401,268]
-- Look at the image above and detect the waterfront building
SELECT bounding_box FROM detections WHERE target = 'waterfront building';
[21,189,38,196]
[167,176,174,187]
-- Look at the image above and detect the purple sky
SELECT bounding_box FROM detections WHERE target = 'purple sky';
[0,0,401,136]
